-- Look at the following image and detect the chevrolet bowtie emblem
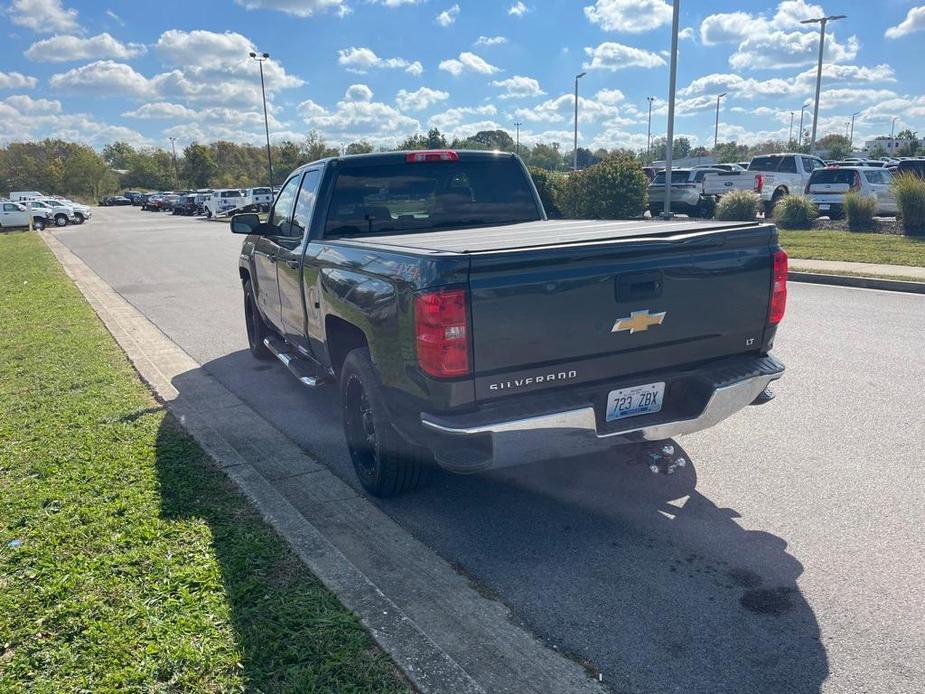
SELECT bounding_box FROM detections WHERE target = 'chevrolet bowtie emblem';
[612,310,667,334]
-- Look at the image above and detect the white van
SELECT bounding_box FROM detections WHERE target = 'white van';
[10,191,44,202]
[203,189,245,218]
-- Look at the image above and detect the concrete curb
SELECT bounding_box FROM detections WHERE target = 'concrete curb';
[40,231,606,694]
[789,271,925,294]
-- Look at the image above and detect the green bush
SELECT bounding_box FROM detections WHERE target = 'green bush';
[528,167,565,218]
[773,194,818,229]
[714,190,760,221]
[559,156,648,219]
[843,191,877,232]
[892,173,925,235]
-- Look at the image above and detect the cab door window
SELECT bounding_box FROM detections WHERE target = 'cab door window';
[269,175,301,236]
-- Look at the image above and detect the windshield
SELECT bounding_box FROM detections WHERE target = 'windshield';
[652,171,690,184]
[325,158,540,237]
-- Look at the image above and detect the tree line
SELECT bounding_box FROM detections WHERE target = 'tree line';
[4,126,916,201]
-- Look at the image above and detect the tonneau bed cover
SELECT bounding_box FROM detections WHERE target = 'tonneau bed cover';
[339,218,765,254]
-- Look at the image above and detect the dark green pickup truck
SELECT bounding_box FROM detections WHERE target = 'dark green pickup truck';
[232,150,787,496]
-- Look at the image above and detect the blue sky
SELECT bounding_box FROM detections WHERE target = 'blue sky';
[2,0,925,152]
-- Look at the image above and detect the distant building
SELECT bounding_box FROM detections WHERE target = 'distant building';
[863,136,911,154]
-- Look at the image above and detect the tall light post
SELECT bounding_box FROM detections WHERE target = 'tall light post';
[514,121,522,155]
[573,72,586,170]
[714,92,727,150]
[798,103,809,147]
[168,136,179,189]
[800,14,846,153]
[890,116,898,154]
[661,0,680,219]
[789,111,795,144]
[249,51,274,188]
[646,96,655,163]
[849,111,860,151]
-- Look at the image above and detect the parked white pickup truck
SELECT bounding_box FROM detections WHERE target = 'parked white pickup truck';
[245,187,273,211]
[703,153,826,214]
[0,201,51,230]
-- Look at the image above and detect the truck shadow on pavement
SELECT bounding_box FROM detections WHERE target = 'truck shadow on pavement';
[174,352,830,694]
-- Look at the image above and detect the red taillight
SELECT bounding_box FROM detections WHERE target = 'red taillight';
[414,289,470,377]
[405,150,460,163]
[769,249,788,325]
[754,174,764,193]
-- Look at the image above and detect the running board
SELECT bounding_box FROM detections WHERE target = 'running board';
[263,336,327,388]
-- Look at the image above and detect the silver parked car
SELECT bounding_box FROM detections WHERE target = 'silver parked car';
[805,166,897,219]
[648,168,724,218]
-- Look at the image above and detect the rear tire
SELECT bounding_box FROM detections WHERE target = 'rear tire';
[243,279,273,360]
[341,348,429,497]
[33,218,45,231]
[55,214,68,227]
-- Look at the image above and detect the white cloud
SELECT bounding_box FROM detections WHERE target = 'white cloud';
[428,105,498,131]
[583,42,666,70]
[476,35,507,46]
[595,88,624,105]
[156,29,254,70]
[699,2,858,70]
[439,52,500,76]
[491,75,545,99]
[7,0,80,34]
[104,9,124,25]
[49,60,151,97]
[299,85,421,145]
[885,6,925,39]
[233,0,345,17]
[24,33,147,62]
[337,46,423,75]
[0,71,38,89]
[3,94,61,113]
[513,93,630,125]
[508,1,529,17]
[395,86,449,111]
[436,4,459,26]
[583,0,673,33]
[122,102,198,119]
[678,27,694,41]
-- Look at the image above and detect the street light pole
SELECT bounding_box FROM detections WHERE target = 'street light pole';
[573,72,586,170]
[661,0,680,219]
[801,14,846,153]
[849,111,860,151]
[249,51,274,189]
[514,121,522,155]
[799,103,809,147]
[714,92,727,150]
[168,136,179,189]
[789,111,795,144]
[890,116,898,154]
[646,96,655,163]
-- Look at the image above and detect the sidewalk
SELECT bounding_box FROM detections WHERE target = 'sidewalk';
[789,258,925,282]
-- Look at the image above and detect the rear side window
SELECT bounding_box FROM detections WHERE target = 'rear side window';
[325,158,540,237]
[653,171,691,184]
[748,157,781,172]
[777,157,797,173]
[863,170,890,185]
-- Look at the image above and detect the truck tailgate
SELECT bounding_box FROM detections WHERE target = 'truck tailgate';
[467,224,775,400]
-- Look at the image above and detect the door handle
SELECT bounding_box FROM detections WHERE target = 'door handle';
[285,259,300,269]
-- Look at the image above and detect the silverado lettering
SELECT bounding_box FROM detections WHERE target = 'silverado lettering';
[489,371,578,391]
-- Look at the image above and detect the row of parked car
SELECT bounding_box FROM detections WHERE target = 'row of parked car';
[647,155,925,219]
[0,191,93,230]
[101,187,276,219]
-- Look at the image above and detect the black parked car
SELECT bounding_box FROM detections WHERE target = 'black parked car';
[100,195,132,206]
[171,194,200,215]
[895,159,925,178]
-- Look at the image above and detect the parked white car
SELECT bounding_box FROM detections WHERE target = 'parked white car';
[9,191,43,202]
[245,187,273,210]
[0,201,51,230]
[50,197,93,224]
[26,199,77,226]
[806,166,897,219]
[203,189,246,218]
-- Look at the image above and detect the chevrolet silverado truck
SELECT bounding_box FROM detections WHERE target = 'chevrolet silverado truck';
[231,150,787,497]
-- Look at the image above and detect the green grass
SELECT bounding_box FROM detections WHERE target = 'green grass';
[779,229,925,267]
[0,231,408,693]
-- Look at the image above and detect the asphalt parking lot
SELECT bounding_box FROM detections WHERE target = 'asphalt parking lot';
[52,207,925,694]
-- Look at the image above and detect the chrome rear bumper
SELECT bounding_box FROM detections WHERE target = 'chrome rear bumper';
[420,358,783,472]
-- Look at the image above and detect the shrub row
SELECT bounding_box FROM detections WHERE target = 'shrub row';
[529,157,648,220]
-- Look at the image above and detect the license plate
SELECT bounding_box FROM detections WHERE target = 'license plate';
[818,204,830,210]
[605,382,665,422]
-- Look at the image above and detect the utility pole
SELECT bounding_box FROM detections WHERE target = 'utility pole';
[661,0,680,219]
[799,103,809,148]
[849,111,860,151]
[789,111,795,144]
[573,72,586,170]
[168,136,179,189]
[249,51,274,188]
[514,121,522,155]
[646,96,655,164]
[801,14,846,153]
[890,116,898,154]
[714,92,727,150]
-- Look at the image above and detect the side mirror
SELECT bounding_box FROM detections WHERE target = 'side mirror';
[231,212,261,235]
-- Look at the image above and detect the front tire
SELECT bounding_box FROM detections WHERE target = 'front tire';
[243,279,273,360]
[341,348,429,497]
[55,214,68,227]
[33,218,45,231]
[74,213,85,224]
